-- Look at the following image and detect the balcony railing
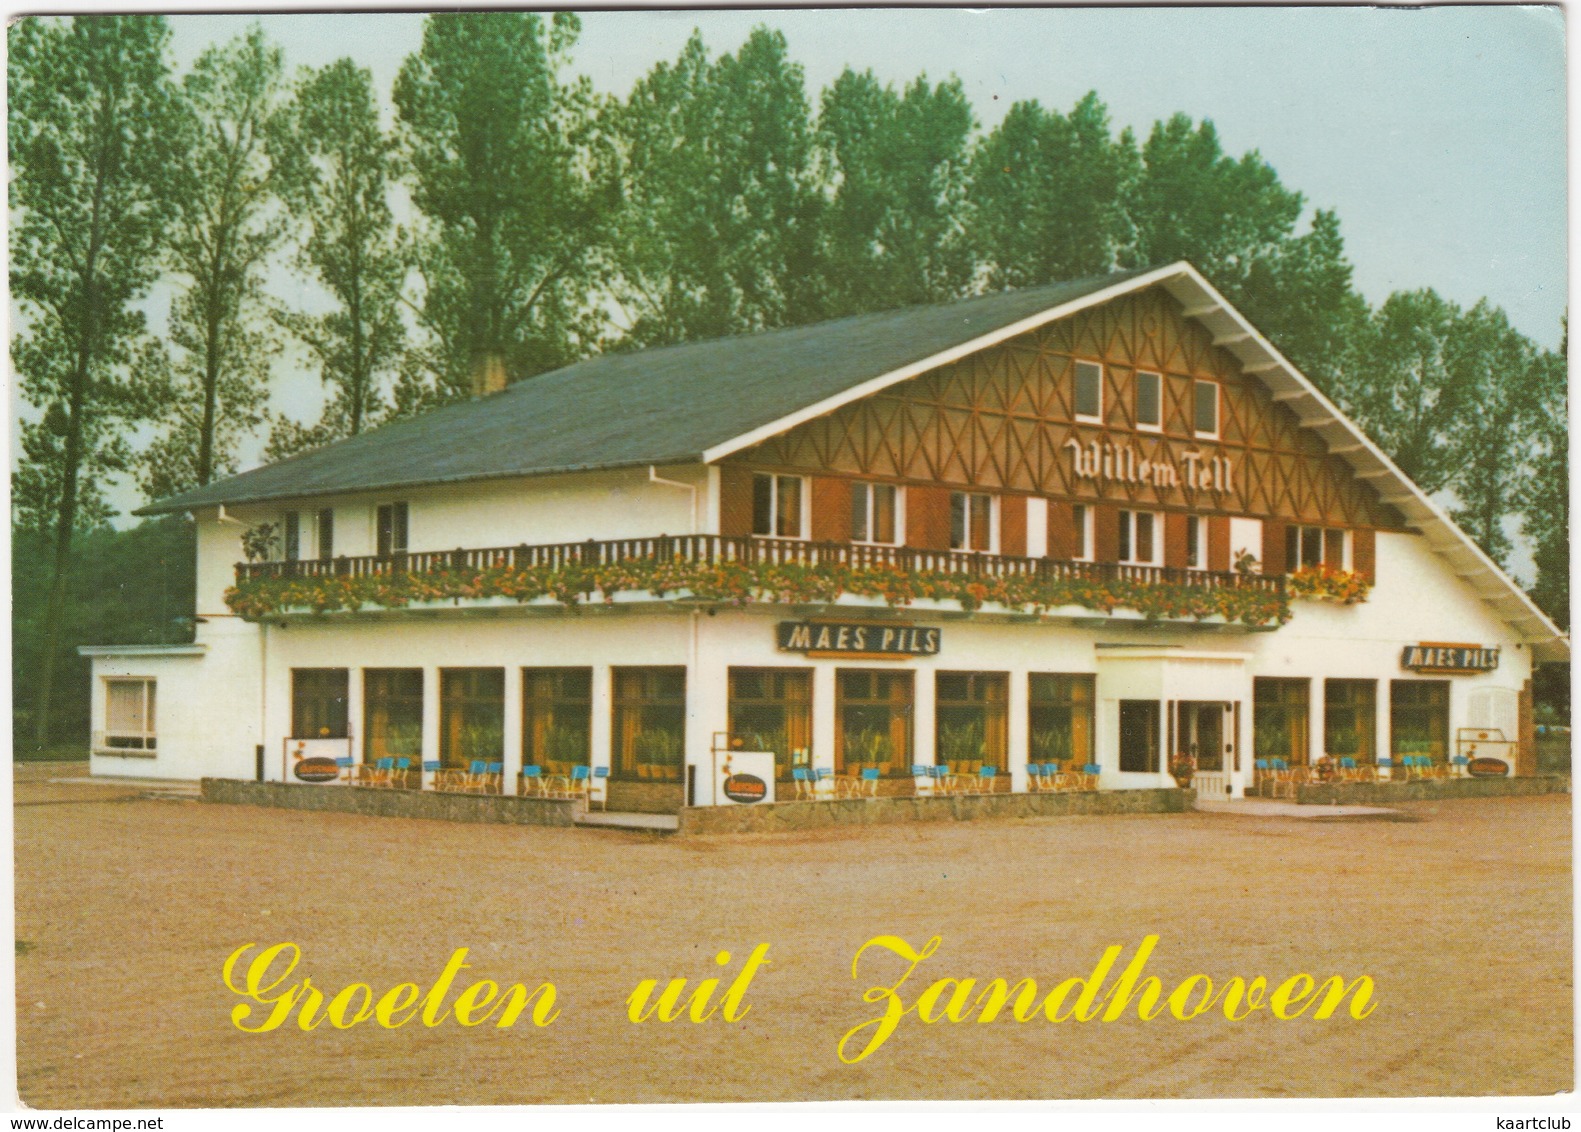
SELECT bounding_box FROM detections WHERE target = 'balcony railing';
[235,533,1285,597]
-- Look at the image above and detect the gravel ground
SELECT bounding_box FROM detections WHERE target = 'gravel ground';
[12,762,1572,1107]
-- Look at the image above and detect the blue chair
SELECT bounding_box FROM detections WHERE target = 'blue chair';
[520,764,545,797]
[1080,763,1101,791]
[334,756,355,784]
[792,766,813,801]
[482,761,504,793]
[1253,758,1270,794]
[1026,764,1046,793]
[1450,754,1469,778]
[392,756,414,788]
[930,764,957,796]
[590,765,610,810]
[910,764,935,797]
[853,766,882,799]
[564,764,592,802]
[975,765,998,794]
[814,767,835,799]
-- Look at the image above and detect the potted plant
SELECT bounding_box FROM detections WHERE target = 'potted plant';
[1169,752,1196,788]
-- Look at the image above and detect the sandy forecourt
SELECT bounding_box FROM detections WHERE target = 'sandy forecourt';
[12,763,1572,1107]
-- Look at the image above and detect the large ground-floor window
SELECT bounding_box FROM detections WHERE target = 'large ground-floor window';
[1325,679,1377,762]
[1391,679,1450,761]
[364,669,423,762]
[1119,700,1160,773]
[1254,678,1309,765]
[936,671,1008,775]
[1028,673,1094,768]
[836,669,913,776]
[613,667,686,781]
[103,677,156,751]
[523,668,591,776]
[291,668,348,740]
[728,668,812,783]
[440,668,505,771]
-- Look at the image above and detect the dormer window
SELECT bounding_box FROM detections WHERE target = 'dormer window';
[752,474,805,539]
[950,492,996,553]
[1135,371,1162,431]
[1194,380,1220,438]
[1074,361,1103,423]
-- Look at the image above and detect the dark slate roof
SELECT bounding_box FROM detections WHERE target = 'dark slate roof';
[139,268,1155,515]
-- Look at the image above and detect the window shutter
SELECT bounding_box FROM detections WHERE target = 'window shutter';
[1046,501,1074,560]
[1000,496,1027,557]
[1353,528,1376,582]
[1261,519,1288,576]
[1094,504,1120,563]
[1163,513,1190,569]
[718,466,754,537]
[905,486,953,550]
[1207,516,1231,572]
[810,477,852,543]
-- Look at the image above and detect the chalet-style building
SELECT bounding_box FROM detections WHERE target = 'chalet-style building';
[83,263,1567,813]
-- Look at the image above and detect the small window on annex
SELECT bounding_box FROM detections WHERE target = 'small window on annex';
[363,669,423,763]
[1253,678,1309,765]
[1029,673,1094,769]
[614,667,686,782]
[1193,380,1220,437]
[292,668,348,739]
[936,671,1008,776]
[376,502,409,556]
[1118,700,1160,773]
[752,474,804,539]
[1074,361,1103,421]
[103,678,156,751]
[1285,526,1348,571]
[728,668,812,783]
[950,492,995,552]
[523,668,591,775]
[836,669,912,776]
[1135,371,1162,430]
[1391,679,1450,762]
[851,482,900,544]
[440,668,505,771]
[1324,679,1376,763]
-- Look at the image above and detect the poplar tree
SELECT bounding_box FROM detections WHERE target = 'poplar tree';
[10,15,182,748]
[267,58,407,456]
[140,25,287,499]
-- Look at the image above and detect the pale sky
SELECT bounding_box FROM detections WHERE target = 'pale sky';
[8,5,1571,578]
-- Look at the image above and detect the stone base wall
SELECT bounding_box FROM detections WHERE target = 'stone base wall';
[1296,775,1570,806]
[607,780,686,814]
[202,779,579,826]
[676,787,1191,835]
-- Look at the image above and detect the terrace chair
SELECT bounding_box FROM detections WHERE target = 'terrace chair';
[1025,764,1046,793]
[1375,755,1396,782]
[1268,758,1296,800]
[481,761,504,794]
[1449,754,1470,778]
[858,767,882,799]
[974,766,998,794]
[1253,758,1271,796]
[519,764,546,797]
[590,766,610,811]
[813,767,836,800]
[1078,763,1101,792]
[930,764,957,796]
[335,756,355,784]
[392,757,415,789]
[361,756,396,788]
[562,764,592,803]
[790,767,811,800]
[422,760,441,789]
[910,765,936,797]
[1336,757,1360,783]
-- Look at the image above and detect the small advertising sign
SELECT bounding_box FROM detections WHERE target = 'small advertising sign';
[284,737,352,783]
[778,620,940,658]
[1400,643,1500,674]
[718,750,776,806]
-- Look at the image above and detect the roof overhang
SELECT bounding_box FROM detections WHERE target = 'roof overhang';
[705,261,1570,664]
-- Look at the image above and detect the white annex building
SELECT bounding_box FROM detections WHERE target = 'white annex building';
[84,264,1568,812]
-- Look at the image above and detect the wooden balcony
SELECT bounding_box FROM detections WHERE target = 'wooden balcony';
[235,533,1285,599]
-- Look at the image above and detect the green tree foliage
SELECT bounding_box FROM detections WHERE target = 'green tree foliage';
[12,519,195,752]
[1523,324,1568,628]
[394,11,611,401]
[267,58,408,458]
[140,25,287,499]
[969,93,1138,288]
[9,14,182,746]
[815,69,977,314]
[609,28,823,347]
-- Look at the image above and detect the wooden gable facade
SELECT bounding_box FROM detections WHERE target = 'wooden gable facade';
[718,284,1402,575]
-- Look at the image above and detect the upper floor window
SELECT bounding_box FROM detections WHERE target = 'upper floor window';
[1186,515,1207,570]
[1135,371,1162,431]
[951,492,996,553]
[752,473,805,539]
[377,502,409,557]
[1194,380,1220,438]
[851,482,902,545]
[283,511,302,561]
[316,509,335,561]
[1118,509,1161,566]
[1073,361,1103,423]
[1286,525,1349,572]
[1070,503,1094,562]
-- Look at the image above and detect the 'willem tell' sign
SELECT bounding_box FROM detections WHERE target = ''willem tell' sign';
[778,621,940,658]
[1399,643,1500,674]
